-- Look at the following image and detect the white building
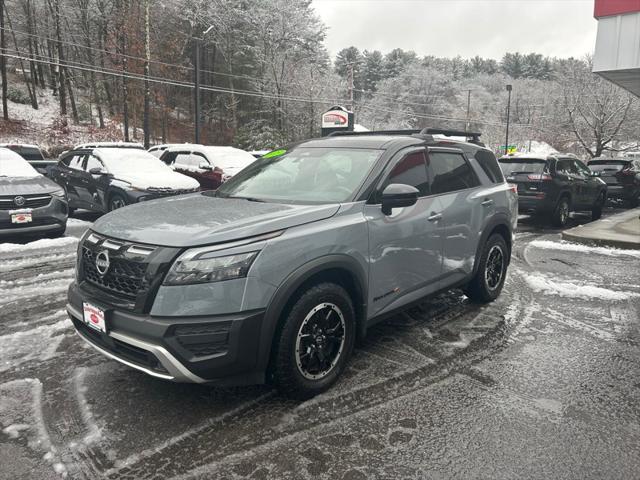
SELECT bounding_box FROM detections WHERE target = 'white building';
[592,0,640,97]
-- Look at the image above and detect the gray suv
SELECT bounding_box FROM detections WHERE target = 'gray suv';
[66,130,517,398]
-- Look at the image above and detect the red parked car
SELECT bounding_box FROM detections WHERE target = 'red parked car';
[160,145,256,190]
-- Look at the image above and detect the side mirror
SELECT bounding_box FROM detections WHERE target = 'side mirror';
[199,162,213,171]
[381,183,419,215]
[89,167,107,175]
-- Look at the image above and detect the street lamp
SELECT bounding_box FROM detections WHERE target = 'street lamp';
[504,84,513,156]
[194,26,214,144]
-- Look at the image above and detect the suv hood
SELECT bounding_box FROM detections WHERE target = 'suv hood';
[91,193,340,247]
[0,175,61,196]
[115,170,200,191]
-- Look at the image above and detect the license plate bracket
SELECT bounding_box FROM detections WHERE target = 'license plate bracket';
[82,302,108,333]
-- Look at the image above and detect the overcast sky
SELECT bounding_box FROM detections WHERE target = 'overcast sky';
[311,0,598,60]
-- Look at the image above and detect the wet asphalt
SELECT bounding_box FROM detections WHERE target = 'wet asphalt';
[0,206,639,480]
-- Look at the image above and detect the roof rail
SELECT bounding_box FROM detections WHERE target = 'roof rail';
[327,129,422,137]
[421,128,483,145]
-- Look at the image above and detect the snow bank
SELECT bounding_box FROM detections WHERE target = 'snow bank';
[529,240,640,258]
[0,236,78,253]
[524,273,639,301]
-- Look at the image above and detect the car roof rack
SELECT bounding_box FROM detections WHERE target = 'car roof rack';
[327,129,422,137]
[421,128,483,146]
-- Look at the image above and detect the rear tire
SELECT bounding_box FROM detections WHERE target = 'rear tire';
[464,234,509,304]
[591,191,605,221]
[272,282,355,399]
[552,196,570,227]
[624,194,639,209]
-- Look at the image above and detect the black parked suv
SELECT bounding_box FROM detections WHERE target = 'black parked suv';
[499,154,607,227]
[587,158,640,208]
[50,147,200,213]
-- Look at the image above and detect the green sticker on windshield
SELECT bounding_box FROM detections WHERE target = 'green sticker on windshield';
[263,149,286,158]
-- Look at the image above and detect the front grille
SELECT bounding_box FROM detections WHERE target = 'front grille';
[82,247,147,299]
[0,194,52,210]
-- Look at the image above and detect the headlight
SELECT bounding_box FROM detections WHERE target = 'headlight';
[164,251,259,286]
[50,188,66,198]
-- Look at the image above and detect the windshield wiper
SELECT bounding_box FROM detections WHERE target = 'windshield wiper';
[228,195,267,203]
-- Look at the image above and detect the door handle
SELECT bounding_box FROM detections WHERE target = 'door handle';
[481,199,494,207]
[427,212,442,222]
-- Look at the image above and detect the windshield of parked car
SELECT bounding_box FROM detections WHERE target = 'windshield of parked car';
[0,148,41,177]
[202,147,255,170]
[499,158,548,176]
[96,148,174,177]
[587,160,630,172]
[216,147,383,203]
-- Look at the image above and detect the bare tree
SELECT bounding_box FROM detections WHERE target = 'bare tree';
[562,58,635,158]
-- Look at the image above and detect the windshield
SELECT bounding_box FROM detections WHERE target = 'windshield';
[0,148,41,177]
[96,148,173,177]
[10,146,45,161]
[203,147,255,170]
[587,160,629,172]
[217,147,383,203]
[499,159,548,176]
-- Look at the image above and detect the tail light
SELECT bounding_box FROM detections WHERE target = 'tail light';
[508,183,518,194]
[527,173,552,181]
[620,169,635,176]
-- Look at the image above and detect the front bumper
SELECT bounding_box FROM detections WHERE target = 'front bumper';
[0,197,68,235]
[67,282,266,385]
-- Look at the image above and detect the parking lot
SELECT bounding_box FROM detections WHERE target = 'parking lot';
[1,207,639,479]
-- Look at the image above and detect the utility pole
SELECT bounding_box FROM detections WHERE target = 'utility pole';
[194,25,213,144]
[194,39,200,144]
[465,89,472,133]
[505,84,513,156]
[143,0,150,148]
[0,0,8,120]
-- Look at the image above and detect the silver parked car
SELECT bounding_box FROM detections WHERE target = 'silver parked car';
[66,129,517,398]
[0,147,68,237]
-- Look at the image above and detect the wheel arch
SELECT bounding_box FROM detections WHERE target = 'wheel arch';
[257,255,368,380]
[472,215,513,276]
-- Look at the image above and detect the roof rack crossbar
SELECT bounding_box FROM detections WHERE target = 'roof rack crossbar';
[327,129,422,137]
[421,128,483,146]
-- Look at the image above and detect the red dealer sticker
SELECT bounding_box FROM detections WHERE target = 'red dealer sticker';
[83,302,107,333]
[11,212,32,224]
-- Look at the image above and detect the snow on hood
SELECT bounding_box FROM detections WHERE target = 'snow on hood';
[95,148,199,190]
[0,148,41,178]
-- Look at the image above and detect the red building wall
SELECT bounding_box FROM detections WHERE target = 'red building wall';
[594,0,640,18]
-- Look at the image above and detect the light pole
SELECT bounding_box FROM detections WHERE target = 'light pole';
[504,84,512,156]
[194,25,214,144]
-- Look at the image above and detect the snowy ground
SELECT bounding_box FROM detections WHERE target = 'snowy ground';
[0,208,639,479]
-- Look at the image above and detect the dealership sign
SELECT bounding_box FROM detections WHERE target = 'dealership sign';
[322,109,349,129]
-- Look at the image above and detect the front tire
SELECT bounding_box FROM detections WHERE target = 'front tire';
[272,282,356,399]
[108,192,127,211]
[464,234,509,304]
[552,196,570,227]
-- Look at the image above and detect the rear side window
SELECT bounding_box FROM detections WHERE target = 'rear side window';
[383,151,429,196]
[429,152,479,194]
[499,159,548,176]
[160,151,178,165]
[588,160,630,173]
[475,150,504,183]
